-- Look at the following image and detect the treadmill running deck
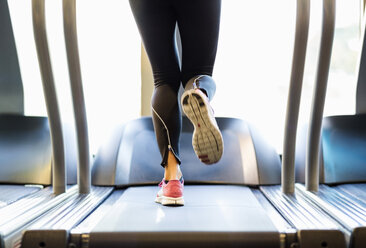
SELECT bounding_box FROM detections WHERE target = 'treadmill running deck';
[89,185,280,248]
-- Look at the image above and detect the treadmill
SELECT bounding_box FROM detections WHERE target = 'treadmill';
[0,1,85,247]
[293,6,366,247]
[0,0,44,207]
[20,0,348,247]
[0,0,111,248]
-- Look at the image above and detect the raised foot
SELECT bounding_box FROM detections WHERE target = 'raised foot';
[181,89,224,165]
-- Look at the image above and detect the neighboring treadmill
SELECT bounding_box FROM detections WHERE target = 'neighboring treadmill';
[293,2,366,248]
[0,0,43,207]
[0,1,82,247]
[7,1,114,248]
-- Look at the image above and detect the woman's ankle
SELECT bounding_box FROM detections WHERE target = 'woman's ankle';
[164,151,182,180]
[164,164,182,180]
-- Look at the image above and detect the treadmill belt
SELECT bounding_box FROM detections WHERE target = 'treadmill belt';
[335,183,366,202]
[89,185,280,248]
[0,185,41,207]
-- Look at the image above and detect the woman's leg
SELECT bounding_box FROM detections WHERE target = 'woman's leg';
[175,0,223,164]
[129,0,182,179]
[175,0,221,89]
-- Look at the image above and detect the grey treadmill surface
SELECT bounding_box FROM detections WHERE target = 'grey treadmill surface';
[89,185,280,247]
[335,183,366,203]
[0,185,41,207]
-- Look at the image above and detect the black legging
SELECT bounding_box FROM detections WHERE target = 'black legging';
[129,0,221,166]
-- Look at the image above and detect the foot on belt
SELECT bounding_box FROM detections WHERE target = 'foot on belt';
[155,178,184,206]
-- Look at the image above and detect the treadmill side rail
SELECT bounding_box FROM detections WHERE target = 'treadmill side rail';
[261,185,342,230]
[296,184,366,230]
[0,186,78,248]
[0,185,41,208]
[296,184,366,248]
[260,185,347,248]
[21,187,113,248]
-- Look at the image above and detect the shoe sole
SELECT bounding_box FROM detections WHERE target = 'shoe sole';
[181,90,223,164]
[155,196,184,206]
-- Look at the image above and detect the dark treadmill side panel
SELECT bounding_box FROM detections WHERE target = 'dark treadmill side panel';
[89,232,280,248]
[0,0,24,115]
[0,116,51,184]
[295,114,366,184]
[21,230,68,248]
[321,115,366,183]
[0,115,78,185]
[298,230,346,248]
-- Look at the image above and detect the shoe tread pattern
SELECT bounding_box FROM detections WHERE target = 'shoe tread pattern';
[181,90,223,165]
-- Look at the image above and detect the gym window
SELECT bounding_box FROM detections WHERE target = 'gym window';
[9,0,362,155]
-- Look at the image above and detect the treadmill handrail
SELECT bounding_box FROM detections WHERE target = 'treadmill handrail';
[32,0,66,194]
[63,0,91,194]
[282,0,310,193]
[306,0,336,192]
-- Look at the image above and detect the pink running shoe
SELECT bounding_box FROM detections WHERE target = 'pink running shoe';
[181,88,224,164]
[155,178,184,206]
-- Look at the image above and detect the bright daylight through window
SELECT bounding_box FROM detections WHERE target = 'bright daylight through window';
[214,0,361,153]
[9,0,361,155]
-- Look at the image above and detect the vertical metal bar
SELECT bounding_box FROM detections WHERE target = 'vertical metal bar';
[63,0,90,194]
[32,0,66,194]
[306,0,336,192]
[282,0,310,193]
